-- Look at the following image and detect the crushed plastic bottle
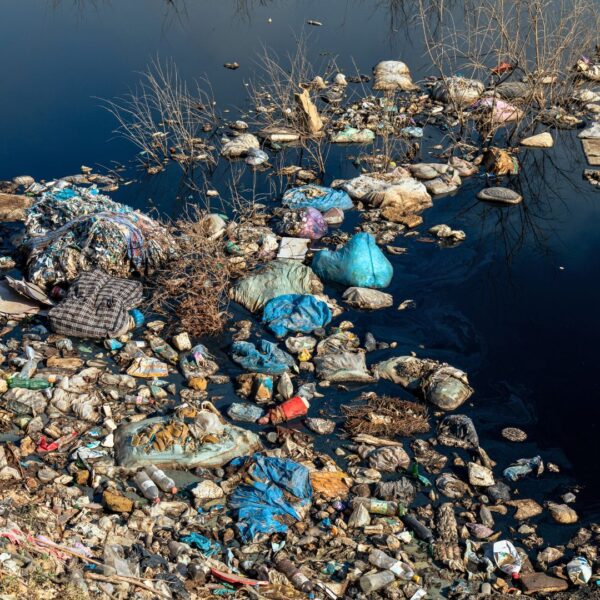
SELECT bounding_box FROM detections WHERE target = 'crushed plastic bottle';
[360,570,396,593]
[567,556,592,585]
[369,549,420,582]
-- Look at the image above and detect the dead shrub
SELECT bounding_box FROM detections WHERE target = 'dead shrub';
[150,207,232,337]
[343,394,430,438]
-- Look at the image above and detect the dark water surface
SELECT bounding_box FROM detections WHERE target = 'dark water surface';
[1,1,599,529]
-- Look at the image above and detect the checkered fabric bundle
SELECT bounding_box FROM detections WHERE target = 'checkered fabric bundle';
[48,270,143,339]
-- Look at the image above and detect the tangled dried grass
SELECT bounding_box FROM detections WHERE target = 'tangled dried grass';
[343,394,430,438]
[150,208,232,337]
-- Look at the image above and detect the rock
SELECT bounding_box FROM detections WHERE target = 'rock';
[295,88,324,136]
[367,445,410,472]
[172,332,192,352]
[501,427,527,442]
[537,547,564,566]
[103,490,134,513]
[521,132,553,148]
[547,502,578,524]
[477,187,522,204]
[305,417,336,435]
[381,209,423,228]
[486,481,511,501]
[342,287,393,310]
[468,462,495,487]
[348,503,371,528]
[507,498,543,520]
[0,379,7,395]
[192,480,224,503]
[520,572,568,593]
[0,192,33,221]
[46,356,84,370]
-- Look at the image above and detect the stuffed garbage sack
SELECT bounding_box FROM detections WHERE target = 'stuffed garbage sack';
[230,260,323,313]
[312,232,393,289]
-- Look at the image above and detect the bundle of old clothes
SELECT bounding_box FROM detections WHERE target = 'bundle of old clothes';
[23,183,178,290]
[48,270,143,338]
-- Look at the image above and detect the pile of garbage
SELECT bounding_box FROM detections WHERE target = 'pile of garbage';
[0,46,599,600]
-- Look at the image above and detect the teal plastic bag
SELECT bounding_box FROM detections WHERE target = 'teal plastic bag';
[312,232,393,288]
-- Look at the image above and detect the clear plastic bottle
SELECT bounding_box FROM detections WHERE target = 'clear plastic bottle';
[360,570,396,593]
[20,346,39,379]
[134,470,160,502]
[368,549,420,583]
[146,464,177,494]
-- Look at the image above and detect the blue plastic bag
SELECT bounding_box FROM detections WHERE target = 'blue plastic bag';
[180,533,221,557]
[262,294,332,338]
[229,454,312,541]
[282,185,354,211]
[312,232,393,288]
[231,340,295,374]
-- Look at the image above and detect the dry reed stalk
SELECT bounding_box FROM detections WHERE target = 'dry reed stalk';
[343,395,430,437]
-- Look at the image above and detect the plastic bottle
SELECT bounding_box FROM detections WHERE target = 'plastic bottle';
[258,396,309,424]
[567,556,592,585]
[148,335,179,365]
[359,570,396,593]
[492,540,522,580]
[402,514,435,543]
[8,377,51,390]
[133,470,160,502]
[146,464,178,494]
[20,346,39,379]
[274,555,313,593]
[368,549,420,583]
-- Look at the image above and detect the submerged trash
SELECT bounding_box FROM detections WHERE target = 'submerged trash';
[115,403,262,468]
[231,340,295,374]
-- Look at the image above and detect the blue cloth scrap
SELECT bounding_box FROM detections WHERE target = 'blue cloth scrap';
[231,340,295,374]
